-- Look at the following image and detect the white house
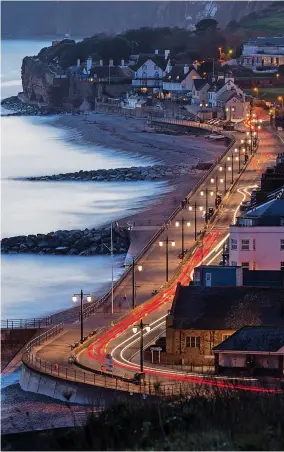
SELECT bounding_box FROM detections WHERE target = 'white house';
[191,79,210,105]
[162,65,201,96]
[242,36,284,68]
[208,73,244,108]
[217,91,246,121]
[229,192,284,271]
[132,50,171,92]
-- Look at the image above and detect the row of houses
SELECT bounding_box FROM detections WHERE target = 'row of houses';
[68,50,247,120]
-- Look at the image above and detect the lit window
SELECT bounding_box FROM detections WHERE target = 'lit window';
[231,239,237,250]
[281,239,284,250]
[176,76,179,80]
[242,262,249,269]
[241,239,250,251]
[186,336,201,348]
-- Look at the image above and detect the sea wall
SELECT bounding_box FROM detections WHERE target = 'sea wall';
[1,226,129,256]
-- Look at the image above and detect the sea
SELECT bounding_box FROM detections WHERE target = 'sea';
[1,40,171,320]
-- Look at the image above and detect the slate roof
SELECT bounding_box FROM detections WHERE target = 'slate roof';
[213,326,284,352]
[132,55,169,71]
[170,284,284,330]
[164,65,196,83]
[248,37,284,47]
[193,79,209,91]
[217,90,242,103]
[238,194,284,226]
[89,66,133,79]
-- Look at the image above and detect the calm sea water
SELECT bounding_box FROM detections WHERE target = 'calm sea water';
[1,40,171,319]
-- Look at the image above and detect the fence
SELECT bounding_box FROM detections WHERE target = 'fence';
[1,318,52,329]
[25,323,64,352]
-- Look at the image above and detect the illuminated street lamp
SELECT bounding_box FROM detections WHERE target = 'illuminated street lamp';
[225,106,235,121]
[253,87,259,97]
[72,290,92,343]
[159,237,175,282]
[218,47,222,59]
[175,217,191,259]
[132,259,143,309]
[188,202,204,241]
[278,96,283,108]
[132,319,150,374]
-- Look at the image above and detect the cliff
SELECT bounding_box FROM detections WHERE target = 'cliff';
[1,1,272,38]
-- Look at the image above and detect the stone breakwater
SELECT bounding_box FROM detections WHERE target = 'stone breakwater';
[25,163,212,183]
[1,227,130,256]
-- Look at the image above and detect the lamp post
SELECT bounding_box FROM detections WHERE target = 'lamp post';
[200,189,209,224]
[235,147,241,173]
[159,236,175,282]
[175,217,191,259]
[132,319,150,374]
[72,290,92,344]
[278,96,283,108]
[227,155,233,184]
[132,259,143,309]
[188,202,204,241]
[219,163,227,193]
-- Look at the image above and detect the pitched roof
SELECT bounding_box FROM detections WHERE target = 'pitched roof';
[249,37,284,47]
[164,65,196,82]
[213,326,284,352]
[89,66,132,79]
[170,284,284,330]
[217,90,242,103]
[208,79,226,92]
[193,79,209,91]
[132,55,169,71]
[238,193,284,226]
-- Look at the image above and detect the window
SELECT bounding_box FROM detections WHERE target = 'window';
[231,261,237,266]
[142,71,147,79]
[242,262,250,269]
[154,71,160,79]
[142,64,147,70]
[241,239,250,250]
[231,238,237,250]
[222,334,231,341]
[253,239,256,251]
[281,239,284,250]
[281,262,284,271]
[186,336,201,348]
[154,65,159,70]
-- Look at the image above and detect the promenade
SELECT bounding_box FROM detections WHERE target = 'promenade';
[21,118,284,396]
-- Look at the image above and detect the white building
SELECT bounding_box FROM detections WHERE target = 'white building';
[208,72,244,108]
[191,79,210,105]
[229,193,284,271]
[242,37,284,68]
[132,50,171,91]
[162,64,201,96]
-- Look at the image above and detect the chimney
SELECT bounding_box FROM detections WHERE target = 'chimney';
[121,59,125,66]
[165,49,170,60]
[99,59,103,66]
[77,58,81,68]
[184,64,190,75]
[109,59,114,67]
[155,49,159,55]
[86,56,92,72]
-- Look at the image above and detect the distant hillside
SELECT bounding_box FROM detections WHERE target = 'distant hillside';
[240,1,284,36]
[1,1,271,39]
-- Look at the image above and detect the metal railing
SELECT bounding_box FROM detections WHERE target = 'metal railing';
[1,318,52,329]
[25,323,64,353]
[22,350,280,395]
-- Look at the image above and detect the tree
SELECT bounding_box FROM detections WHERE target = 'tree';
[195,18,219,34]
[226,20,240,31]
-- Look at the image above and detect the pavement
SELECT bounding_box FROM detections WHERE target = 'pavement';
[33,118,283,390]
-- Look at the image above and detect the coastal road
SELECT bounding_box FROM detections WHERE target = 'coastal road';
[76,123,283,387]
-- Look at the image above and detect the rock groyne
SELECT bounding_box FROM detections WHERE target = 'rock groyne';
[1,227,129,256]
[25,163,211,183]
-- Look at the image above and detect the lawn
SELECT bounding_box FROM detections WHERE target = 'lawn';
[244,87,284,102]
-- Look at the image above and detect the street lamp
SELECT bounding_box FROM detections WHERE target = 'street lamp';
[253,87,259,97]
[218,47,222,59]
[132,319,150,374]
[235,147,241,173]
[175,218,191,259]
[72,290,92,343]
[159,237,175,282]
[278,96,283,108]
[132,259,143,309]
[188,203,204,241]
